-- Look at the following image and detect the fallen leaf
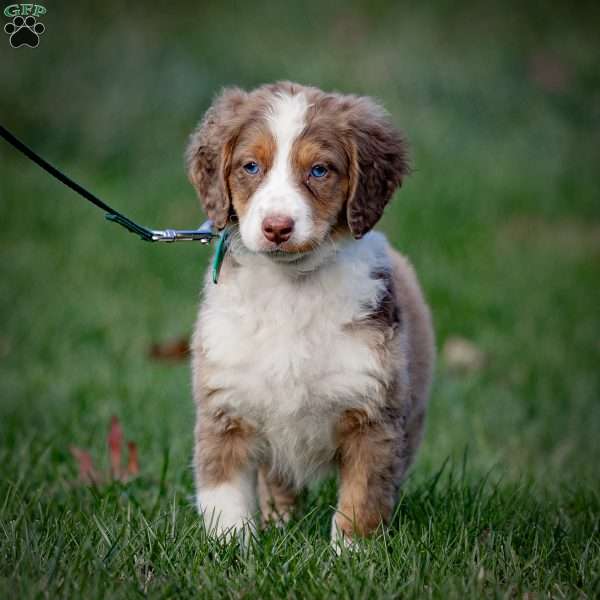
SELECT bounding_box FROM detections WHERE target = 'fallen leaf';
[127,441,140,478]
[107,416,123,479]
[148,337,189,362]
[70,446,101,485]
[70,416,141,485]
[529,51,570,93]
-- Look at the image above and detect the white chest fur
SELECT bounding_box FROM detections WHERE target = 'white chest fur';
[194,233,392,485]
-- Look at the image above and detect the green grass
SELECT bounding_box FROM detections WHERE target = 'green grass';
[1,1,599,597]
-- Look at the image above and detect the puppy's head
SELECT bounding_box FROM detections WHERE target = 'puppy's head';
[186,82,408,261]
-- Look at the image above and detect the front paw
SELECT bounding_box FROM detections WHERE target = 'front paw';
[330,516,359,554]
[199,504,255,542]
[196,482,256,542]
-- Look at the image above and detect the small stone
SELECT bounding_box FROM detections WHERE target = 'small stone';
[442,336,486,374]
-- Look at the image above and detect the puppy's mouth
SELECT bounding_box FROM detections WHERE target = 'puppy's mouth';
[261,248,310,263]
[258,238,319,263]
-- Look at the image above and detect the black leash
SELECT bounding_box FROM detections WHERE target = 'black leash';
[0,124,217,244]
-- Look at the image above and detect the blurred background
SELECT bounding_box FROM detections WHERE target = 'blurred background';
[1,0,599,493]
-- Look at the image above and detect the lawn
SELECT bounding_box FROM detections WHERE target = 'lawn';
[1,1,599,598]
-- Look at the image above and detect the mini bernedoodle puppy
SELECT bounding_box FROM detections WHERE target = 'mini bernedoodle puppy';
[186,81,435,547]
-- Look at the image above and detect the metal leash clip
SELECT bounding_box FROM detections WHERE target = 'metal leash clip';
[104,213,219,244]
[148,219,219,244]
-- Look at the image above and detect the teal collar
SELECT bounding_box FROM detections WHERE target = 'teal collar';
[211,228,232,284]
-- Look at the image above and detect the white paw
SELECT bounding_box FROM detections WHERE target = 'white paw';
[330,517,358,554]
[197,476,256,543]
[199,503,255,542]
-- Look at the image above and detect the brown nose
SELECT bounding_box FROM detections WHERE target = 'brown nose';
[262,215,295,244]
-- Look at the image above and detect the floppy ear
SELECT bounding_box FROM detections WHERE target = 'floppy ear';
[345,98,409,239]
[185,87,248,229]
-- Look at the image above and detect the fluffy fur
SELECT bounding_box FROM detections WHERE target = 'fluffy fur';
[186,81,435,546]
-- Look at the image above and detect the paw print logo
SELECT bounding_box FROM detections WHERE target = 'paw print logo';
[4,15,45,48]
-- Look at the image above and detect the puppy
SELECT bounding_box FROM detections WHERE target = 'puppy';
[186,82,435,546]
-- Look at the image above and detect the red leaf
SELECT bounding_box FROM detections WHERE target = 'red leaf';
[70,417,140,485]
[127,441,140,478]
[107,416,123,479]
[148,337,189,362]
[70,446,101,484]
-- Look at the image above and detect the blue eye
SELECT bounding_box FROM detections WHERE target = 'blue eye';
[243,161,260,175]
[310,164,328,178]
